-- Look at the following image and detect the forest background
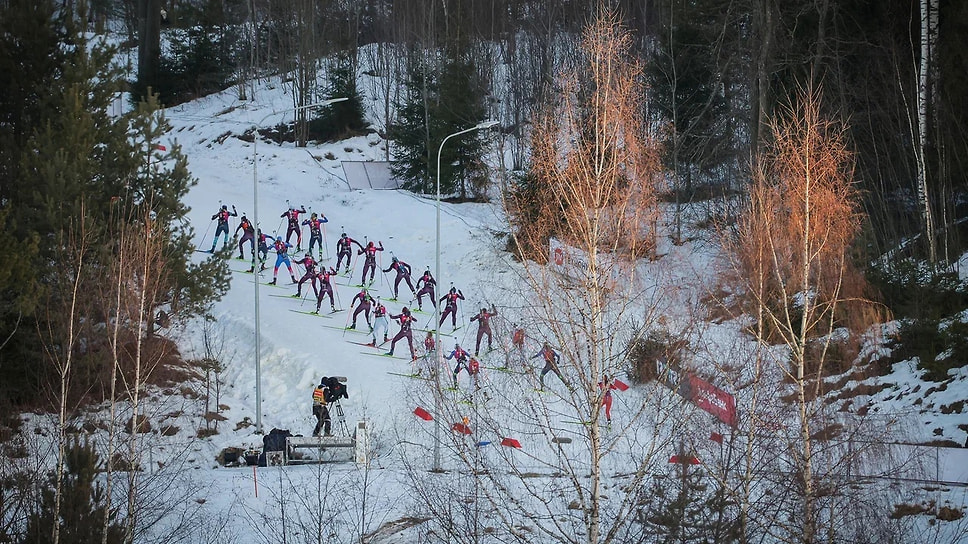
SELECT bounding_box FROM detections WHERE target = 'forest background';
[2,0,968,543]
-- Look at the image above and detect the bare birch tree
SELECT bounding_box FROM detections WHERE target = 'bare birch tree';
[721,86,885,543]
[404,9,679,544]
[916,0,939,263]
[39,211,93,544]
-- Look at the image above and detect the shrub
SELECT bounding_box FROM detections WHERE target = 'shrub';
[626,329,689,384]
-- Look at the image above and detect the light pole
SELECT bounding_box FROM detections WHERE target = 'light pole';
[433,119,498,470]
[252,98,348,434]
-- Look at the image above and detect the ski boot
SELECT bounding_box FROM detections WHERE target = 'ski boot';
[290,275,297,283]
[247,267,254,273]
[348,323,356,330]
[269,279,277,286]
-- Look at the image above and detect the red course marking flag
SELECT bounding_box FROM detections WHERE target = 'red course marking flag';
[153,144,167,152]
[710,432,724,444]
[413,407,433,421]
[451,423,472,435]
[669,455,701,465]
[500,437,521,449]
[613,378,629,391]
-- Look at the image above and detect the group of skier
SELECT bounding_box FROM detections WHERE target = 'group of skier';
[203,200,624,436]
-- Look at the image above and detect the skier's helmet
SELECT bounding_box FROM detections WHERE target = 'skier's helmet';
[392,256,398,263]
[481,308,487,314]
[341,232,347,239]
[450,287,457,294]
[311,212,318,219]
[424,270,431,276]
[403,307,410,314]
[305,253,311,259]
[276,236,283,242]
[221,204,227,210]
[367,241,374,247]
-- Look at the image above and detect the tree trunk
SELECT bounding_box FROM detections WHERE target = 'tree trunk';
[917,0,938,262]
[137,0,161,88]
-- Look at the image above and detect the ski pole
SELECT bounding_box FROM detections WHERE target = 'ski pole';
[378,249,384,287]
[322,222,330,259]
[198,218,215,250]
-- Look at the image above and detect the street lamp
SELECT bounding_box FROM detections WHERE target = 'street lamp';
[433,119,498,470]
[251,97,348,435]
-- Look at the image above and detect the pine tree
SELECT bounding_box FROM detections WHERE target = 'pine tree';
[125,94,232,335]
[434,51,489,200]
[310,52,370,141]
[646,0,731,194]
[23,438,125,544]
[388,52,438,194]
[636,455,740,543]
[388,47,490,196]
[0,0,230,404]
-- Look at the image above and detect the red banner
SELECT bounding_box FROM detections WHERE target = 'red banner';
[656,360,737,427]
[500,437,521,448]
[686,375,737,427]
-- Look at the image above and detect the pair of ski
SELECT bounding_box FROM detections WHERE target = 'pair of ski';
[289,308,343,319]
[361,350,414,362]
[484,365,525,375]
[321,323,370,335]
[249,280,295,289]
[418,326,461,335]
[387,371,431,381]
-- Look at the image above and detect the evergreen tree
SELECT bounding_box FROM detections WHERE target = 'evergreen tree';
[388,48,490,197]
[0,0,230,405]
[646,0,731,195]
[435,52,489,200]
[310,52,370,141]
[125,95,232,334]
[636,456,740,543]
[23,438,125,544]
[388,52,438,194]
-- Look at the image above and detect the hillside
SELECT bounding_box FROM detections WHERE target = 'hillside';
[8,68,968,544]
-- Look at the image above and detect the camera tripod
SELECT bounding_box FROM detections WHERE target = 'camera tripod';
[330,399,349,437]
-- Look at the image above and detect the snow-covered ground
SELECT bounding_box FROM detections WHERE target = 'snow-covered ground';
[12,68,968,542]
